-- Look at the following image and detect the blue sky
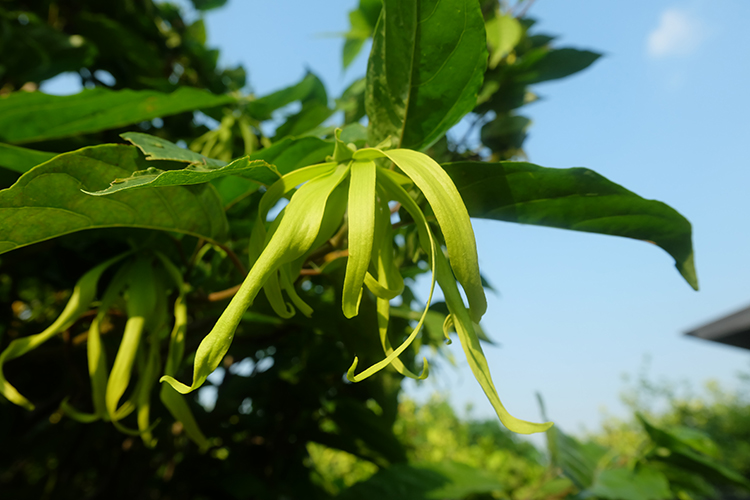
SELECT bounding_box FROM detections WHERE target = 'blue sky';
[44,0,750,435]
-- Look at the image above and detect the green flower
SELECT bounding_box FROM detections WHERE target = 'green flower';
[0,251,210,448]
[161,130,551,434]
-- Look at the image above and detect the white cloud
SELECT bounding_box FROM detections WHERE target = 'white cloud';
[647,8,706,58]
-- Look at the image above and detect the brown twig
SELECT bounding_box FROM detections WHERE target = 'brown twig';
[208,284,241,302]
[217,243,248,276]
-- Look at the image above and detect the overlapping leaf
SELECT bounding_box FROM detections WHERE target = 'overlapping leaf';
[366,0,488,150]
[0,144,228,255]
[443,161,698,289]
[0,87,235,144]
[0,143,56,174]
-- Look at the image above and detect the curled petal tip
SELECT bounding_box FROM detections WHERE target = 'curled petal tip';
[159,376,193,395]
[346,357,359,382]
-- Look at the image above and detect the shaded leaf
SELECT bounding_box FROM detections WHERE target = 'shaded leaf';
[588,467,671,500]
[247,72,326,121]
[336,461,504,500]
[366,0,488,150]
[443,161,698,289]
[190,0,228,11]
[0,143,56,174]
[0,144,228,255]
[638,414,750,490]
[0,87,235,144]
[520,47,601,84]
[122,132,225,167]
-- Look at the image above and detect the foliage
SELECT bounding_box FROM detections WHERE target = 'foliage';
[0,0,700,498]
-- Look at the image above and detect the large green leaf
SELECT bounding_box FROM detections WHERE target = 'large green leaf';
[443,161,698,290]
[336,461,504,500]
[365,0,488,150]
[588,467,671,500]
[546,424,608,490]
[0,87,235,144]
[0,143,56,174]
[0,144,228,255]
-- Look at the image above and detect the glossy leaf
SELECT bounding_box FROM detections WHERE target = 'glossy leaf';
[0,144,229,255]
[443,161,698,290]
[366,0,488,150]
[0,87,235,144]
[0,143,56,174]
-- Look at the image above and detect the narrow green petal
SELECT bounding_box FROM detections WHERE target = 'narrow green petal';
[347,170,436,382]
[159,286,211,449]
[280,265,313,317]
[364,192,404,300]
[342,159,377,318]
[106,257,156,421]
[162,164,351,394]
[376,297,428,380]
[435,249,553,435]
[0,252,130,410]
[357,148,487,322]
[136,335,161,448]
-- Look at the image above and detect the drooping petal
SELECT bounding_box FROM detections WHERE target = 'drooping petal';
[0,251,131,411]
[161,164,351,394]
[106,257,156,422]
[342,159,377,318]
[434,248,553,435]
[61,260,134,422]
[347,168,434,382]
[355,148,487,322]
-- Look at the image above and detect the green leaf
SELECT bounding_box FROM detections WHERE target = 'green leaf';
[588,467,672,500]
[342,0,382,69]
[638,414,750,490]
[443,161,698,290]
[486,12,523,69]
[544,420,608,489]
[85,156,279,196]
[519,47,602,84]
[0,144,229,255]
[122,132,226,167]
[336,461,505,500]
[366,0,488,150]
[0,143,56,174]
[213,136,334,207]
[274,102,334,140]
[0,87,235,144]
[190,0,228,11]
[247,72,326,121]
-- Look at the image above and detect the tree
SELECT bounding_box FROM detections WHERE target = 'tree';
[0,0,697,497]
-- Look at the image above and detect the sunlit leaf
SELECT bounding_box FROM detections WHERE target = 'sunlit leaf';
[444,160,698,290]
[366,0,488,150]
[0,144,229,255]
[0,87,235,144]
